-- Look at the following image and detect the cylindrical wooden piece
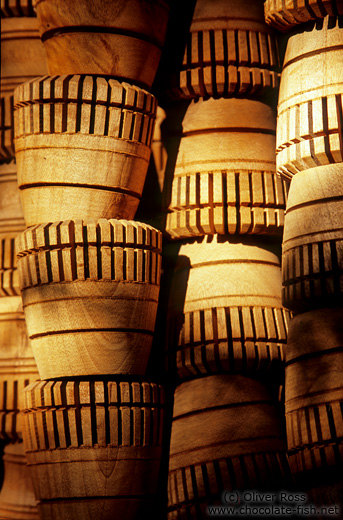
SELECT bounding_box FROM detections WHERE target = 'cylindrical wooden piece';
[13,75,157,225]
[285,309,343,477]
[22,378,165,520]
[276,16,343,180]
[0,441,38,519]
[282,163,343,312]
[168,0,280,100]
[164,97,288,238]
[167,236,290,379]
[16,219,162,379]
[32,0,170,88]
[168,374,290,518]
[0,296,39,441]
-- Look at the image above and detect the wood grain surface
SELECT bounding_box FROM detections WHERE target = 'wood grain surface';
[265,0,343,31]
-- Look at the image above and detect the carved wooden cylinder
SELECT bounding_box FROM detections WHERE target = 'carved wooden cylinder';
[0,295,39,441]
[276,16,343,180]
[16,219,162,379]
[32,0,170,88]
[282,163,343,312]
[164,97,288,238]
[0,441,38,519]
[285,309,343,477]
[13,75,157,225]
[0,13,48,161]
[168,374,290,518]
[168,0,280,100]
[167,236,290,380]
[22,379,165,520]
[264,0,343,31]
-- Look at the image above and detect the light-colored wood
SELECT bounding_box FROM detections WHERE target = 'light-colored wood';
[167,237,290,379]
[168,0,280,100]
[0,162,25,236]
[285,308,343,476]
[0,234,20,297]
[32,0,170,88]
[164,97,287,238]
[22,379,165,520]
[0,441,38,519]
[282,163,343,312]
[13,75,157,225]
[0,16,48,160]
[16,219,162,378]
[0,296,39,441]
[264,0,343,31]
[276,16,343,180]
[168,374,290,517]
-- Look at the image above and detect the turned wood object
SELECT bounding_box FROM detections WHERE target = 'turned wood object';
[22,379,165,520]
[13,75,157,225]
[167,236,290,379]
[282,163,343,312]
[32,0,170,88]
[168,374,290,518]
[264,0,343,31]
[164,97,288,238]
[0,12,48,161]
[285,308,343,477]
[168,0,280,100]
[0,296,38,441]
[0,441,38,519]
[276,16,343,180]
[16,219,162,378]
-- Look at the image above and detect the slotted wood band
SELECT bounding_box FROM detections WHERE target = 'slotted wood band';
[276,16,343,180]
[16,219,162,289]
[14,75,157,145]
[166,169,288,238]
[0,0,35,16]
[168,451,292,518]
[264,0,343,31]
[168,305,290,379]
[282,165,343,312]
[23,379,165,451]
[168,27,280,100]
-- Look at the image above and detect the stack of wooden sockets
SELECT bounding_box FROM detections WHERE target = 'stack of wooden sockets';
[160,1,293,517]
[265,0,343,504]
[0,1,48,517]
[11,1,171,518]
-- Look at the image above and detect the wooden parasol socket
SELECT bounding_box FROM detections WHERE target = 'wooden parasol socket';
[13,75,157,225]
[31,0,170,88]
[0,163,25,236]
[164,97,288,239]
[22,379,165,520]
[276,16,343,180]
[168,374,291,518]
[0,296,39,441]
[0,15,48,161]
[264,0,343,31]
[0,441,39,519]
[16,219,162,379]
[166,236,290,380]
[282,163,343,312]
[168,0,280,100]
[285,308,343,477]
